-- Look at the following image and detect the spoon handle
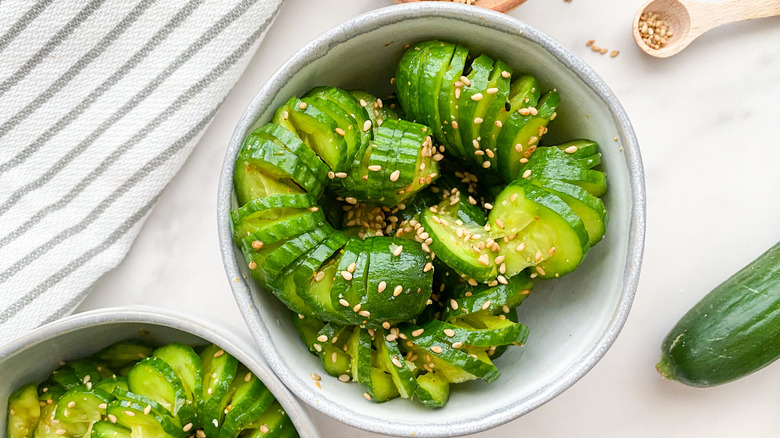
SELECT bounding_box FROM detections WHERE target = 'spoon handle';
[687,0,780,31]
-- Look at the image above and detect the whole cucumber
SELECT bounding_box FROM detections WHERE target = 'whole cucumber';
[656,241,780,387]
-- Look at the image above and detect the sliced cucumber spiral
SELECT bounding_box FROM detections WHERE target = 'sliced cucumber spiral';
[230,40,609,408]
[5,341,298,438]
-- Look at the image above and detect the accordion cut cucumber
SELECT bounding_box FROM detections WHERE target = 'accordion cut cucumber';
[4,340,303,438]
[657,241,780,387]
[230,39,611,409]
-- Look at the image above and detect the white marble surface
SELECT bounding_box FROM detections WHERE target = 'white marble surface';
[77,0,780,436]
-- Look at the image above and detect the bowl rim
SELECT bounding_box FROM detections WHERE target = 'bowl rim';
[0,306,320,438]
[217,2,646,436]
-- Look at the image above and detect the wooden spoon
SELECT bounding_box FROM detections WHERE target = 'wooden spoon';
[393,0,528,14]
[633,0,780,58]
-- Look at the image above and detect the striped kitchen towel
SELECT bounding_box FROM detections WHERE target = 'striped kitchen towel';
[0,0,284,345]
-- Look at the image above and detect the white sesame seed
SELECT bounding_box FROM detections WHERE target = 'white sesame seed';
[347,262,356,273]
[516,242,527,252]
[522,170,532,179]
[392,245,403,256]
[393,285,403,297]
[471,93,483,101]
[451,120,459,129]
[423,262,433,273]
[317,335,328,343]
[124,410,135,417]
[486,87,499,94]
[260,425,270,434]
[368,165,381,171]
[459,76,471,86]
[412,328,425,337]
[335,127,345,136]
[311,373,321,381]
[328,171,335,179]
[338,374,350,382]
[67,401,76,408]
[455,88,461,99]
[482,161,491,168]
[478,254,490,265]
[298,102,307,109]
[214,349,225,358]
[378,281,387,293]
[430,346,443,354]
[363,120,372,132]
[339,299,350,307]
[474,117,483,124]
[497,275,508,285]
[55,430,67,436]
[359,310,371,317]
[501,71,511,78]
[314,344,322,352]
[335,172,348,178]
[183,423,193,432]
[363,393,372,400]
[564,145,578,154]
[443,329,456,337]
[390,170,400,181]
[536,266,546,275]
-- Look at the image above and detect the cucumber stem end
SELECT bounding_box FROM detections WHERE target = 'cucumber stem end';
[655,354,678,381]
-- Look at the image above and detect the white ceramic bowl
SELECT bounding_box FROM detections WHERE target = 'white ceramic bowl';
[218,3,645,436]
[0,307,320,438]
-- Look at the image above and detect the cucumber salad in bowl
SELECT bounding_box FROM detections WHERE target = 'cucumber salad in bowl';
[229,40,608,408]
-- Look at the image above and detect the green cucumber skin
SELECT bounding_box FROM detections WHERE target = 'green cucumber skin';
[658,241,780,387]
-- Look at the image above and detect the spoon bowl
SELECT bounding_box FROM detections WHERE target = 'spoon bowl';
[634,0,780,58]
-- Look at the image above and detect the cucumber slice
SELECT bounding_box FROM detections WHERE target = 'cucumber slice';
[259,226,332,285]
[421,209,497,282]
[422,319,529,348]
[437,45,469,156]
[524,163,607,197]
[239,209,325,252]
[217,366,275,438]
[524,145,600,171]
[152,343,203,417]
[368,367,400,402]
[329,237,368,324]
[485,74,539,155]
[416,41,457,142]
[107,400,180,438]
[553,139,599,158]
[54,387,112,433]
[256,124,330,186]
[91,421,133,438]
[364,236,434,326]
[346,328,374,394]
[94,377,128,395]
[302,96,362,160]
[444,272,533,319]
[291,315,326,354]
[127,357,194,425]
[95,339,154,368]
[6,383,39,438]
[233,162,304,207]
[111,389,185,437]
[395,43,426,121]
[284,97,350,171]
[457,54,494,162]
[199,345,239,437]
[49,366,81,390]
[374,329,418,399]
[313,323,352,376]
[399,324,500,383]
[37,383,66,404]
[231,193,317,226]
[33,404,70,438]
[306,86,372,151]
[240,401,297,438]
[415,371,449,408]
[496,90,558,181]
[477,59,512,156]
[491,180,590,279]
[530,177,608,246]
[349,90,401,133]
[238,135,325,198]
